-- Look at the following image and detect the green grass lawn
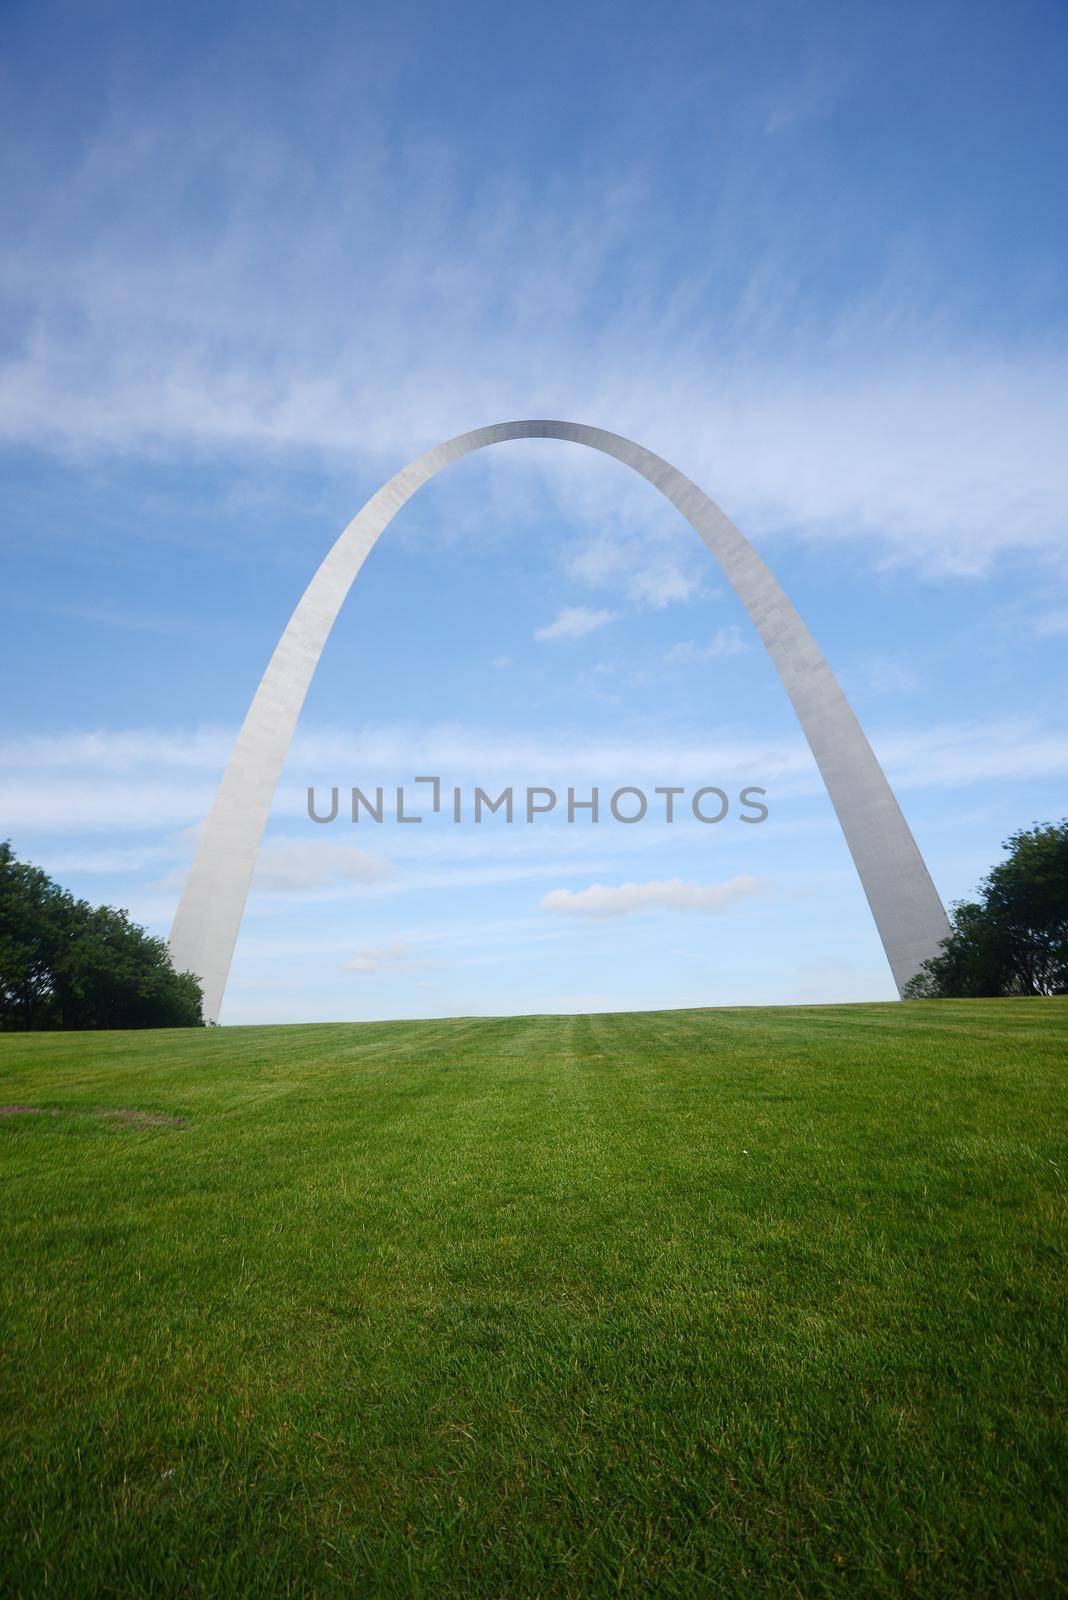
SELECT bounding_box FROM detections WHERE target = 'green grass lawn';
[1,1001,1065,1598]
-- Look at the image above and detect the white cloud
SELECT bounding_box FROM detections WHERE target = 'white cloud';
[31,842,181,874]
[565,531,706,609]
[534,606,616,642]
[848,655,921,696]
[252,840,391,893]
[343,939,424,975]
[665,625,749,664]
[0,726,231,773]
[627,565,704,607]
[539,874,764,919]
[0,777,218,832]
[1,89,1066,583]
[4,715,1068,843]
[1033,609,1068,638]
[871,719,1068,792]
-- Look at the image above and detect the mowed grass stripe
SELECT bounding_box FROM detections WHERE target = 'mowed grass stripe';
[0,1000,1065,1598]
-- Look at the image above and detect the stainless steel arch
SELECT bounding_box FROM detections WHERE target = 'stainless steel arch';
[169,420,950,1021]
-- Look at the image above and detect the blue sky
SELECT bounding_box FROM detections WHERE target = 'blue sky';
[2,0,1066,1022]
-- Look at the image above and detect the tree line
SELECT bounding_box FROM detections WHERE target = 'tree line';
[0,841,203,1030]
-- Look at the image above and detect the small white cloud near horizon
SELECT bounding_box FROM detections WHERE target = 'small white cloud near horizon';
[665,625,749,664]
[343,939,425,975]
[534,606,616,642]
[539,873,764,919]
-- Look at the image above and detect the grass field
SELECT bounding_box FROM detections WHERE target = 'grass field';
[1,1001,1065,1598]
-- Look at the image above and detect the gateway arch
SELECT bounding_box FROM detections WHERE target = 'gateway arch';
[169,420,950,1022]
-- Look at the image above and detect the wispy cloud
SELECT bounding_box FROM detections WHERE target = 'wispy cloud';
[2,81,1067,585]
[847,654,921,696]
[665,625,749,664]
[4,715,1068,837]
[540,874,764,919]
[252,840,391,893]
[1032,609,1068,638]
[534,606,616,642]
[343,939,427,976]
[564,531,706,609]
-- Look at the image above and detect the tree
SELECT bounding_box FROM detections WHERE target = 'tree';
[0,845,61,1029]
[904,820,1068,998]
[0,841,203,1030]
